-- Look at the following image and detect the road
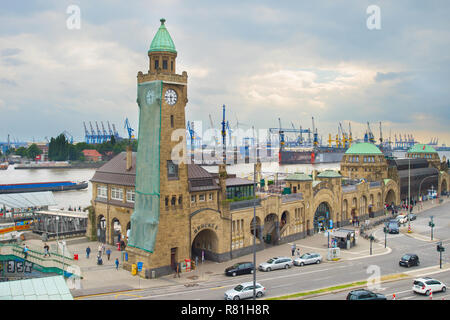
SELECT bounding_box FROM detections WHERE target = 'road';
[77,201,450,300]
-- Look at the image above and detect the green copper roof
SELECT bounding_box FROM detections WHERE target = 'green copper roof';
[407,144,437,154]
[345,142,382,155]
[149,18,177,54]
[317,170,342,178]
[286,172,313,181]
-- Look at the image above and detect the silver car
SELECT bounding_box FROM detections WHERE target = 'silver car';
[258,257,293,272]
[224,282,266,300]
[294,253,322,266]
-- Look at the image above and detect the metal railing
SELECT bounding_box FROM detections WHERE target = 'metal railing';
[281,193,303,203]
[229,198,262,211]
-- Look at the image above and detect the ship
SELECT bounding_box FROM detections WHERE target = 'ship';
[279,146,347,164]
[0,181,88,194]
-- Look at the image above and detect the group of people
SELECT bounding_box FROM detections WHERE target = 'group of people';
[86,244,119,270]
[291,243,301,257]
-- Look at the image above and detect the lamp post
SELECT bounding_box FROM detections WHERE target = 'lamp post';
[369,234,375,255]
[407,159,411,232]
[429,216,435,241]
[383,222,388,248]
[252,163,257,300]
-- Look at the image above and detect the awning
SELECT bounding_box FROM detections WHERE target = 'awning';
[0,191,56,209]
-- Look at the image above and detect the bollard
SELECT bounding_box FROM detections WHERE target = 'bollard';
[392,293,396,300]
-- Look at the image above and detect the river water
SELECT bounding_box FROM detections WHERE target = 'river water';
[1,151,448,209]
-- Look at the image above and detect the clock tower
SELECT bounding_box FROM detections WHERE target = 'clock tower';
[126,18,191,277]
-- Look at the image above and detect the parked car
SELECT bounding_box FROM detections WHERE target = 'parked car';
[258,257,293,272]
[225,262,254,277]
[387,220,399,234]
[294,253,322,266]
[346,289,387,300]
[224,282,266,300]
[399,253,420,267]
[407,213,417,221]
[413,277,447,295]
[396,215,408,224]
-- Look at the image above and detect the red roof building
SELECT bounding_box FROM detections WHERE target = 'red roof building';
[82,149,102,162]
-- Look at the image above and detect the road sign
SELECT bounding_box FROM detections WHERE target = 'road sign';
[137,262,143,272]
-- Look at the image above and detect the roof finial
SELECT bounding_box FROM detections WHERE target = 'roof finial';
[160,18,166,25]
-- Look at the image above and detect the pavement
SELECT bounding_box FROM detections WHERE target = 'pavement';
[19,197,450,298]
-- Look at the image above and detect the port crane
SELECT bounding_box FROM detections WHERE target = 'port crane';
[124,118,135,141]
[83,122,92,144]
[62,131,74,144]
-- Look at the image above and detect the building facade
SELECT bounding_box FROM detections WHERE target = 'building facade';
[87,19,449,278]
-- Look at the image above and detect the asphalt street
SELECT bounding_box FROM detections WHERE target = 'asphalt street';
[76,201,450,300]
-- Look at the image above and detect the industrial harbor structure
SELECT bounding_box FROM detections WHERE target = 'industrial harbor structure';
[86,19,450,278]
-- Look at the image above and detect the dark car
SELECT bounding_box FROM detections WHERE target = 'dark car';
[225,262,255,277]
[346,289,387,300]
[387,221,399,234]
[399,254,420,267]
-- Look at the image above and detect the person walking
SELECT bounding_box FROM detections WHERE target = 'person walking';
[98,244,102,257]
[101,243,106,255]
[86,246,91,259]
[296,248,300,257]
[43,243,50,257]
[173,261,181,278]
[23,245,29,260]
[115,258,119,270]
[106,248,111,261]
[291,243,296,256]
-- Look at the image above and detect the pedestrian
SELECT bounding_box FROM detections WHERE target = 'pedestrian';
[102,243,105,254]
[291,243,296,256]
[23,245,28,260]
[296,248,300,257]
[98,244,102,257]
[44,243,50,257]
[201,250,205,264]
[106,248,111,261]
[115,258,119,270]
[173,261,181,278]
[97,253,103,265]
[86,246,91,259]
[195,255,198,268]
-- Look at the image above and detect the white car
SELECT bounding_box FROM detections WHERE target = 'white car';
[224,282,266,300]
[258,257,293,272]
[294,253,322,266]
[396,215,408,224]
[412,277,447,295]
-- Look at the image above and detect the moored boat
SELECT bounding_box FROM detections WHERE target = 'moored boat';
[0,181,88,194]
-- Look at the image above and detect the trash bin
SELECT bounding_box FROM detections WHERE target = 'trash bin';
[131,264,137,275]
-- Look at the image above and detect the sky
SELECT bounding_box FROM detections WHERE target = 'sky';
[0,0,449,146]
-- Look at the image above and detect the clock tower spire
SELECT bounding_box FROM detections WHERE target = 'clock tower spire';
[126,18,190,277]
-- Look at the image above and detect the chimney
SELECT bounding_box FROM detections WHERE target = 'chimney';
[126,145,132,171]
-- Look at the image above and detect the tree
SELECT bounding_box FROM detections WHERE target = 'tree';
[15,147,28,158]
[27,144,42,160]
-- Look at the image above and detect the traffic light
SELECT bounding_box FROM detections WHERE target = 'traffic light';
[437,243,445,252]
[429,221,435,228]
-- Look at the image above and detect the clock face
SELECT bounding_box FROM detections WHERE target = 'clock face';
[145,89,155,105]
[164,89,178,106]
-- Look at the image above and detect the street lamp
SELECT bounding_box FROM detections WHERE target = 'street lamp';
[437,242,445,269]
[383,222,388,248]
[252,162,257,300]
[428,216,435,241]
[369,234,375,255]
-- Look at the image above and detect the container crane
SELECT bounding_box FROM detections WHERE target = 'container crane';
[83,122,91,144]
[89,122,97,144]
[209,114,219,148]
[124,118,135,141]
[95,121,103,144]
[101,122,109,142]
[112,123,120,139]
[107,121,114,139]
[62,130,74,144]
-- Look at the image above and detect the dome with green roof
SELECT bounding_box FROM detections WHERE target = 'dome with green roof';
[149,18,177,54]
[317,170,342,178]
[286,172,312,181]
[345,142,382,155]
[407,144,437,154]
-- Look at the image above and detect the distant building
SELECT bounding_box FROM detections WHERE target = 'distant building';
[82,149,102,162]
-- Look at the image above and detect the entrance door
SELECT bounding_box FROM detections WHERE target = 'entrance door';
[170,247,177,270]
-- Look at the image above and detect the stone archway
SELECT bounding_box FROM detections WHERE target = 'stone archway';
[360,195,367,217]
[313,202,331,233]
[191,228,219,262]
[385,189,396,206]
[97,215,106,243]
[263,213,279,245]
[342,199,348,221]
[111,218,122,245]
[250,216,262,240]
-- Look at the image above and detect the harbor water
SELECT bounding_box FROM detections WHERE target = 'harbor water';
[1,151,448,209]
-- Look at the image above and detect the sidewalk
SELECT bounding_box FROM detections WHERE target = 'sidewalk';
[22,197,449,298]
